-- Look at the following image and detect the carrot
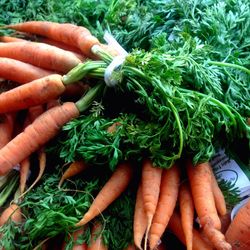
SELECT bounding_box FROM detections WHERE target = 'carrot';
[0,101,79,176]
[186,161,221,230]
[58,160,88,188]
[0,112,15,149]
[225,199,250,250]
[61,228,88,250]
[179,181,194,250]
[37,37,85,60]
[6,21,100,58]
[0,203,22,226]
[133,184,147,250]
[88,222,108,250]
[0,74,66,113]
[141,159,162,250]
[0,36,25,42]
[0,41,81,73]
[149,164,180,250]
[168,211,213,250]
[75,162,133,227]
[210,166,227,216]
[0,57,53,84]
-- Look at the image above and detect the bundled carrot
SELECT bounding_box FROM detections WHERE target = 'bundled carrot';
[0,112,15,148]
[225,199,250,250]
[88,222,108,250]
[0,41,82,73]
[58,160,88,188]
[0,57,53,84]
[75,161,133,227]
[133,184,147,250]
[0,203,22,226]
[168,211,213,250]
[141,159,162,250]
[0,36,26,42]
[179,181,194,250]
[5,21,101,58]
[149,164,180,250]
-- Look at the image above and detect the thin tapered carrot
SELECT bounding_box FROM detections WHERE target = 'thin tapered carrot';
[149,164,181,250]
[0,203,22,226]
[75,162,133,227]
[0,57,53,84]
[210,166,227,216]
[0,36,25,42]
[141,159,162,250]
[186,161,221,230]
[179,181,194,250]
[58,160,88,188]
[0,74,66,113]
[133,184,147,250]
[225,199,250,250]
[6,21,100,58]
[0,41,82,73]
[0,83,101,176]
[88,222,108,250]
[168,211,213,250]
[0,112,15,149]
[20,105,44,195]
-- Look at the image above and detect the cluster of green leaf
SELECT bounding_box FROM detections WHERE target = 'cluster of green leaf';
[0,166,135,250]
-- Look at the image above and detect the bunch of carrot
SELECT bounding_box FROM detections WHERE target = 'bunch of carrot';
[0,20,249,250]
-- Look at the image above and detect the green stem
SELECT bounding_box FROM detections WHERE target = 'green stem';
[91,45,114,63]
[180,88,237,127]
[209,61,250,75]
[75,83,105,112]
[62,61,107,85]
[0,172,19,206]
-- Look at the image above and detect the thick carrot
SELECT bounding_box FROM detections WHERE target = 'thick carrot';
[88,222,108,250]
[0,41,81,73]
[179,181,194,250]
[141,159,162,250]
[75,162,133,227]
[225,199,250,250]
[149,164,180,250]
[0,74,66,113]
[6,21,100,58]
[0,57,53,84]
[0,203,22,226]
[58,160,88,188]
[168,211,213,250]
[210,166,227,216]
[186,161,221,230]
[0,102,79,176]
[133,184,147,250]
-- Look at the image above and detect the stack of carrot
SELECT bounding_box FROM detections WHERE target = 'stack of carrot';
[0,21,249,250]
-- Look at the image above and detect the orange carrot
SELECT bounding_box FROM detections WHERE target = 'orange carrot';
[149,164,180,250]
[225,199,250,250]
[88,222,108,250]
[168,211,213,250]
[0,36,25,42]
[0,102,79,176]
[61,228,88,250]
[210,166,227,216]
[0,74,66,113]
[0,203,22,226]
[141,159,162,250]
[75,162,133,227]
[133,184,147,250]
[186,161,221,230]
[58,160,88,188]
[0,57,53,84]
[0,41,81,73]
[179,181,194,250]
[0,112,15,149]
[6,21,100,58]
